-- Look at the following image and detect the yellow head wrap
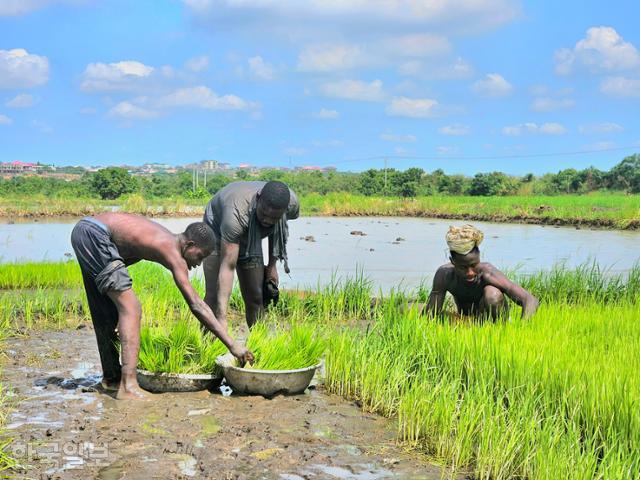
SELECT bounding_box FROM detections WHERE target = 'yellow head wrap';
[446,224,484,255]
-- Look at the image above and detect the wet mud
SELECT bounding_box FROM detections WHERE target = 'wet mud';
[2,329,449,479]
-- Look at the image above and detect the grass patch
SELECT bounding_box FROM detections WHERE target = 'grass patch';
[1,193,639,229]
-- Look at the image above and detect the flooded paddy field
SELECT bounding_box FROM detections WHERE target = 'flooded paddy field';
[2,216,640,291]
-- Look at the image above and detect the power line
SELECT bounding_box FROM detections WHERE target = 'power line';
[323,145,639,167]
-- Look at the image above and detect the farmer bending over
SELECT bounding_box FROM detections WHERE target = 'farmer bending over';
[202,180,299,330]
[71,213,254,400]
[425,224,539,321]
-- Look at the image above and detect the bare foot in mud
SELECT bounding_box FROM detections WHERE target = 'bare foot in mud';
[116,383,152,401]
[101,379,120,391]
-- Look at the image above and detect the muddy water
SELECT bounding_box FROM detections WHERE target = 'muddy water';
[2,216,640,291]
[2,328,445,479]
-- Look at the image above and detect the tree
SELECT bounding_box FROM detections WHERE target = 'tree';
[359,169,384,196]
[468,172,517,196]
[90,167,138,199]
[606,154,640,192]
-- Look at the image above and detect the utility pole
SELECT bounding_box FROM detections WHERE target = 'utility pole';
[204,169,207,189]
[383,156,388,194]
[192,168,195,193]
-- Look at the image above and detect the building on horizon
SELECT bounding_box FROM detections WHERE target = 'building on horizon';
[0,161,49,175]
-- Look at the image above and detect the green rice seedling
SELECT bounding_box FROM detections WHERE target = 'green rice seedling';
[137,319,227,375]
[0,261,81,289]
[324,297,640,479]
[245,321,326,370]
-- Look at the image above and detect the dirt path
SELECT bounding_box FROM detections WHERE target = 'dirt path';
[2,329,449,479]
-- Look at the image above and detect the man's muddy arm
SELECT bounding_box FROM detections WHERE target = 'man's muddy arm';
[484,268,539,319]
[170,260,251,361]
[216,242,240,326]
[425,268,449,317]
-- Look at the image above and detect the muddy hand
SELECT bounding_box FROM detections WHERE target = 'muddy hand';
[231,343,254,367]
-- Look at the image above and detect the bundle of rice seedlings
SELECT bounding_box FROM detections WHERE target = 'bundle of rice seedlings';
[138,320,227,375]
[246,322,326,370]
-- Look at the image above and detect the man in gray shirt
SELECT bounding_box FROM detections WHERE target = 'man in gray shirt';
[202,180,299,330]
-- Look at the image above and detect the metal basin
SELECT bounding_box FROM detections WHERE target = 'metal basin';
[216,353,321,397]
[137,369,221,393]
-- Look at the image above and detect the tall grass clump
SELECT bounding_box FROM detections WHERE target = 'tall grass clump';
[246,321,326,370]
[324,298,640,479]
[138,319,227,375]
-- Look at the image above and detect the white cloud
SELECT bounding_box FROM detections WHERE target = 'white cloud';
[438,124,470,135]
[472,73,513,97]
[378,34,451,58]
[320,79,384,102]
[185,55,210,72]
[555,27,640,75]
[298,44,367,72]
[399,57,474,79]
[182,1,521,35]
[108,102,159,120]
[0,114,13,125]
[386,96,438,118]
[539,122,567,135]
[158,86,256,110]
[80,61,154,92]
[298,35,451,73]
[80,107,97,115]
[248,56,275,80]
[380,132,417,142]
[600,76,640,97]
[0,0,75,16]
[578,122,623,134]
[312,108,339,119]
[0,49,49,89]
[6,93,35,108]
[502,122,567,136]
[530,97,575,112]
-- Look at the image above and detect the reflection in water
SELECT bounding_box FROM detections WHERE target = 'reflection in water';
[1,217,639,292]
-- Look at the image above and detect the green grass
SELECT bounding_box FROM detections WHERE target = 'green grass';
[138,319,227,375]
[1,192,639,229]
[302,192,640,229]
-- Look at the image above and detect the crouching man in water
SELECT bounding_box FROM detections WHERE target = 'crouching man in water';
[202,180,299,330]
[425,225,539,321]
[70,213,254,400]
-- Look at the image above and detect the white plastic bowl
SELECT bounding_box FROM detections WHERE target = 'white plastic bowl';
[215,353,321,396]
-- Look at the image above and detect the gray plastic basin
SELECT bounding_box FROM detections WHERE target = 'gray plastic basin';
[137,369,221,393]
[216,353,320,396]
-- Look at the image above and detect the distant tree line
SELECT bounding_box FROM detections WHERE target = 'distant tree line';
[1,154,639,200]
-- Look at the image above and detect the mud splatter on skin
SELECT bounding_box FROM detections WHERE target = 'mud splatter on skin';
[2,329,451,479]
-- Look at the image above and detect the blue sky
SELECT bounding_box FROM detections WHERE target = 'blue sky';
[0,0,639,174]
